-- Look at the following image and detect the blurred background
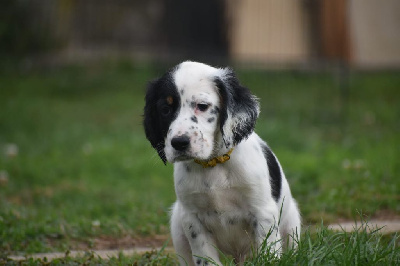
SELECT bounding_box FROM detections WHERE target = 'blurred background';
[1,0,400,68]
[0,0,399,255]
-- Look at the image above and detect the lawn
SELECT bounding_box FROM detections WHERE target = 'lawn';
[0,61,399,261]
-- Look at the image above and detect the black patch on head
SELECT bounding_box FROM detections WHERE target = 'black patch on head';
[143,69,180,164]
[207,117,215,123]
[191,116,198,123]
[214,69,259,147]
[260,142,282,202]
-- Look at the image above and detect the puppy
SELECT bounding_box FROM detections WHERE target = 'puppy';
[144,61,300,265]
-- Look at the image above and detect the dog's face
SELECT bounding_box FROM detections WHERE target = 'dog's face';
[144,61,260,164]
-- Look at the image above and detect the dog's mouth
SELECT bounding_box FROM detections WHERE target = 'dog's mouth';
[170,153,194,162]
[170,150,212,163]
[166,139,215,163]
[174,155,192,161]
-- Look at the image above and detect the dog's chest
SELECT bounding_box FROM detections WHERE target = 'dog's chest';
[175,165,246,212]
[174,164,259,251]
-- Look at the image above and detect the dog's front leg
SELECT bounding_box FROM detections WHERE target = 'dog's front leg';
[254,215,282,258]
[182,212,221,266]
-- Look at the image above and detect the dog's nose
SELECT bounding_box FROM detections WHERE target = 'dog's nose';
[171,135,190,151]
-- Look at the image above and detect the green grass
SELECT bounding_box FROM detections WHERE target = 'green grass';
[2,223,399,265]
[0,62,176,253]
[249,222,400,265]
[0,61,399,260]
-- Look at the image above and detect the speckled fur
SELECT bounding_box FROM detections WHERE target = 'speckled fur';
[144,61,301,265]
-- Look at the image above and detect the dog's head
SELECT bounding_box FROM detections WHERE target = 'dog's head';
[143,61,259,164]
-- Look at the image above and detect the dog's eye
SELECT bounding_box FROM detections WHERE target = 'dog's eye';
[161,106,171,116]
[197,103,209,112]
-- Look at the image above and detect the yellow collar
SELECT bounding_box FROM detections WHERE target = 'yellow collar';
[194,148,234,168]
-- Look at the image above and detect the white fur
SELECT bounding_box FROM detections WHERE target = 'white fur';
[165,62,228,162]
[162,62,301,265]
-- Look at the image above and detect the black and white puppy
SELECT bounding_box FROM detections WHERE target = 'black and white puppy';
[144,61,300,265]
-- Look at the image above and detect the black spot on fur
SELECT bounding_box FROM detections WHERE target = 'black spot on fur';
[260,142,282,202]
[210,106,220,114]
[180,89,184,95]
[196,259,202,265]
[207,117,215,123]
[191,116,198,123]
[143,69,180,164]
[191,231,197,239]
[253,220,258,228]
[186,165,191,173]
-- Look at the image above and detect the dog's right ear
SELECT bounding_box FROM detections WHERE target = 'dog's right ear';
[143,70,180,164]
[143,78,168,164]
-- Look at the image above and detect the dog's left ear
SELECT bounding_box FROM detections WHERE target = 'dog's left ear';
[215,68,260,148]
